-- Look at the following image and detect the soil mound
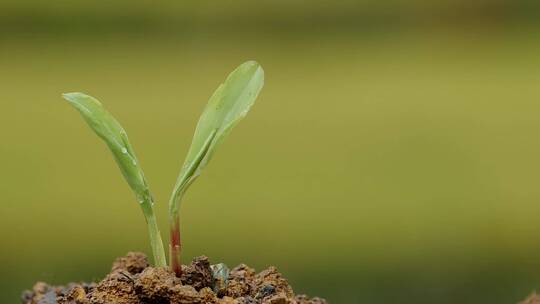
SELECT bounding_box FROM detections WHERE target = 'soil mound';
[521,293,540,304]
[21,252,326,304]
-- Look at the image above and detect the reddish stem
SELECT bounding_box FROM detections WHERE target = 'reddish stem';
[170,218,182,276]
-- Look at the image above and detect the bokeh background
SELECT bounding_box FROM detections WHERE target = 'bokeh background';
[2,1,540,303]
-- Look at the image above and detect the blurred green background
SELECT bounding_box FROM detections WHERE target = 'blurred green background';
[2,1,540,303]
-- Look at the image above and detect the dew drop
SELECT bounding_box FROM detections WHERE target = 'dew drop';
[121,147,128,154]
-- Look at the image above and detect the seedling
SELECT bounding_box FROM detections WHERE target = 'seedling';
[64,61,264,275]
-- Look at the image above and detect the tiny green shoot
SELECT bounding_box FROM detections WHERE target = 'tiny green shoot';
[63,61,264,274]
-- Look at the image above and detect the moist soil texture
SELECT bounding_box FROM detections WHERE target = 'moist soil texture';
[21,252,326,304]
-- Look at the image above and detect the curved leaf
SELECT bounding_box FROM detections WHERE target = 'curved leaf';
[63,92,152,204]
[63,92,167,266]
[169,61,264,213]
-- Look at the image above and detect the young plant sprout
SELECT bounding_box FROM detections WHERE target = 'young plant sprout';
[63,61,264,276]
[168,61,264,275]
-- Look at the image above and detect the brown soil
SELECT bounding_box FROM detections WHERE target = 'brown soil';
[21,252,327,304]
[521,293,540,304]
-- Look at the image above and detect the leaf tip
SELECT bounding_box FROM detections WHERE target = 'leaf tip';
[237,61,264,90]
[242,60,263,73]
[62,92,79,102]
[62,92,86,103]
[243,60,259,67]
[62,92,103,107]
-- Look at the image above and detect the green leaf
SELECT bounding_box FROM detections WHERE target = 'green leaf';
[169,61,264,213]
[62,92,152,205]
[63,92,167,267]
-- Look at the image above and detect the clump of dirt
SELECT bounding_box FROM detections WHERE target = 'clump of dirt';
[22,252,326,304]
[521,293,540,304]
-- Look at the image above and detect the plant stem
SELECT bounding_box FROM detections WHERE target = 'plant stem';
[169,186,186,276]
[170,217,182,276]
[143,201,167,268]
